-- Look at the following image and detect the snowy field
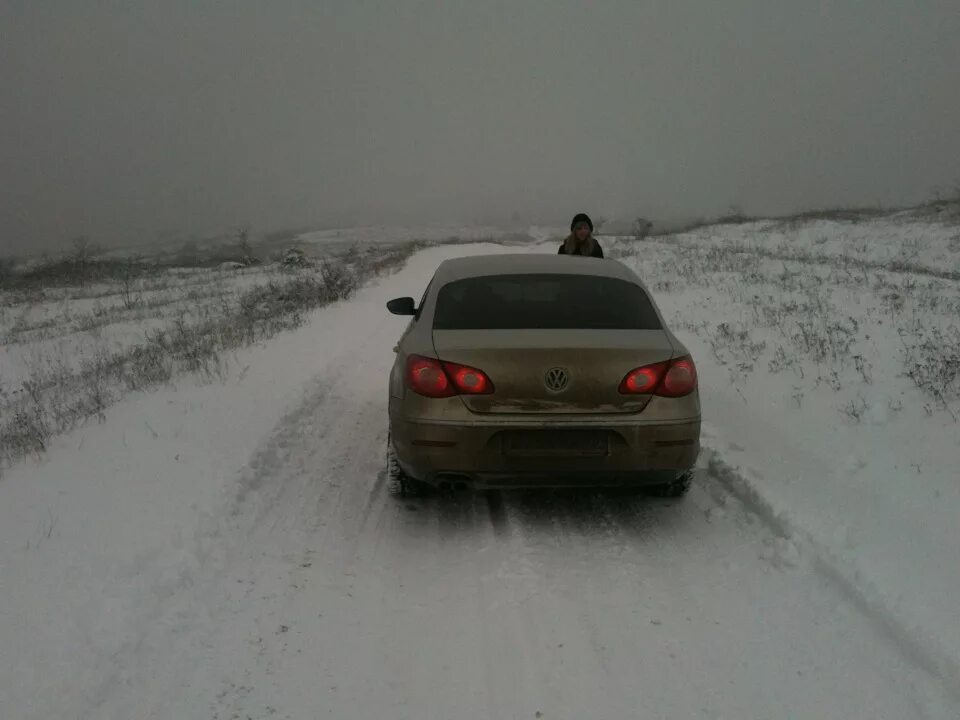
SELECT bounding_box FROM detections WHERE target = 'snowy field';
[610,214,960,682]
[1,263,295,386]
[1,216,959,719]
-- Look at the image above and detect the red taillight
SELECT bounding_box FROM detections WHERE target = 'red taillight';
[407,356,453,397]
[619,360,669,394]
[445,362,493,395]
[619,356,697,397]
[405,355,494,398]
[659,356,697,397]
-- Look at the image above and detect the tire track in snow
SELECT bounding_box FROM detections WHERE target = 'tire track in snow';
[484,489,509,536]
[75,375,347,719]
[87,285,406,717]
[703,446,960,703]
[485,489,656,712]
[358,463,389,534]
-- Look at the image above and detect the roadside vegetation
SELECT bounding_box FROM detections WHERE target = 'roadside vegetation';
[609,204,960,423]
[0,237,449,468]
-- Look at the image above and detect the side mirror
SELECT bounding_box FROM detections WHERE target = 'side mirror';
[386,297,416,316]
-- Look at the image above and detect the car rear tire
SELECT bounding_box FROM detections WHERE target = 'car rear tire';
[646,470,693,498]
[386,435,431,498]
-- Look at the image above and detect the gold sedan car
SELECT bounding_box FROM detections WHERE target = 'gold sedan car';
[386,254,700,497]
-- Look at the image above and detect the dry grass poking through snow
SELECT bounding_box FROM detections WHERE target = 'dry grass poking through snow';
[608,214,960,422]
[0,241,430,468]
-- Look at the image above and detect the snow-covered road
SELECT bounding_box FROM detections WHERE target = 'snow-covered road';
[2,243,957,719]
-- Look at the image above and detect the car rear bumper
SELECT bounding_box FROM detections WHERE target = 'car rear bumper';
[391,416,700,489]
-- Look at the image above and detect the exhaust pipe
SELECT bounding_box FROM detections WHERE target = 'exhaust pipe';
[435,473,471,492]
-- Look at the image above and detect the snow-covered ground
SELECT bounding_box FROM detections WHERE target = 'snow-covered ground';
[1,219,958,718]
[1,263,288,386]
[609,215,960,687]
[665,215,960,279]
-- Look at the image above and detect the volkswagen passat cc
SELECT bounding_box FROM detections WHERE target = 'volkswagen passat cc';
[385,254,700,497]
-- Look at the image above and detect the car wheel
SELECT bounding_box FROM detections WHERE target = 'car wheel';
[646,470,693,498]
[386,436,431,498]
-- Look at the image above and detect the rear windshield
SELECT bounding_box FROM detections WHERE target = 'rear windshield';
[432,273,662,330]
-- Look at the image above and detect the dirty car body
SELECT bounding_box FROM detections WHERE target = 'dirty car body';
[386,254,701,492]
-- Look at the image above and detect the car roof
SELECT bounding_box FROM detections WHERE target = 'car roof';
[433,253,644,286]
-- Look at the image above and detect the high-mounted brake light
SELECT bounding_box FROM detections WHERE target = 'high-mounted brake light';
[406,355,495,398]
[619,356,697,397]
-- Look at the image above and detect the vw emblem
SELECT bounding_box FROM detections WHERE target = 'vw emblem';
[544,367,570,393]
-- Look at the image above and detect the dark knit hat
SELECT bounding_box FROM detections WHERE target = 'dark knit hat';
[570,213,593,232]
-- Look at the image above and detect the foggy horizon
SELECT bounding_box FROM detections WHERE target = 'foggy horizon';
[3,1,959,254]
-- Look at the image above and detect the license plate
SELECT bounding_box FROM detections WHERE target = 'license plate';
[502,431,610,457]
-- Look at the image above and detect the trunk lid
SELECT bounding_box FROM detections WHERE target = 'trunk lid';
[432,329,675,414]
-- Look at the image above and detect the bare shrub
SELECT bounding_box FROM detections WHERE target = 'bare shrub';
[125,336,174,389]
[119,258,143,310]
[319,261,358,300]
[899,325,960,420]
[789,318,856,367]
[364,241,429,277]
[0,408,49,462]
[281,248,310,268]
[768,345,804,378]
[708,322,767,374]
[842,395,868,423]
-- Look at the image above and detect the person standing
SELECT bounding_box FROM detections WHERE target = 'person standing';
[558,213,604,258]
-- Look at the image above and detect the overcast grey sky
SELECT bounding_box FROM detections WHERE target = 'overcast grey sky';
[2,0,958,252]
